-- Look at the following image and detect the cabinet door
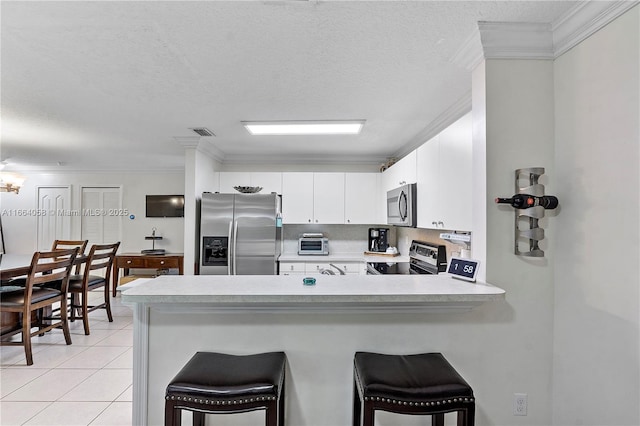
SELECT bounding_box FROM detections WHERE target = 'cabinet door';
[219,172,251,193]
[345,173,379,224]
[251,172,282,195]
[313,173,345,224]
[382,150,417,192]
[437,113,472,231]
[416,135,440,229]
[282,173,314,224]
[279,262,305,275]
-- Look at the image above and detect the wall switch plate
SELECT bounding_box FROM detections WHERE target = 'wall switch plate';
[514,393,528,416]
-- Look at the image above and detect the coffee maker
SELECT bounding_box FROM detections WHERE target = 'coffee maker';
[368,228,389,253]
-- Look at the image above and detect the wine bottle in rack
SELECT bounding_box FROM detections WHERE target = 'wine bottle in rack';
[495,194,558,209]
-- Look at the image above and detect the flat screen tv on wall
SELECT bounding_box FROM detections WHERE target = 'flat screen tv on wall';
[146,195,185,218]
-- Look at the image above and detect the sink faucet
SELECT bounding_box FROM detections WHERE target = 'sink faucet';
[329,263,346,275]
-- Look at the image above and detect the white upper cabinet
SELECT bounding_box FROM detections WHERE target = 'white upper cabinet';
[219,172,282,194]
[313,173,345,224]
[416,135,440,228]
[281,172,314,224]
[381,150,417,193]
[251,172,283,194]
[416,112,472,231]
[344,173,380,224]
[282,172,380,225]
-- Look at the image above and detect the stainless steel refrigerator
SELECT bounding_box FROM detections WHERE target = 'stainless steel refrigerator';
[199,192,282,275]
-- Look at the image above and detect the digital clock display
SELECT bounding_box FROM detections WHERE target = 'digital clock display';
[447,257,480,282]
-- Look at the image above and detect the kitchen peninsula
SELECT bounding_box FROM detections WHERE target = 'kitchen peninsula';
[122,274,505,425]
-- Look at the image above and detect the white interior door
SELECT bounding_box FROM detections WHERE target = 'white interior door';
[81,186,122,247]
[37,186,71,250]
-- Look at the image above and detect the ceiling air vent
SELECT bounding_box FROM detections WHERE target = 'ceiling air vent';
[190,127,215,137]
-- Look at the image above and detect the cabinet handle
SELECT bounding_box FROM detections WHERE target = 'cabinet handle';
[290,265,294,271]
[308,219,311,223]
[438,221,444,227]
[432,221,437,226]
[160,261,165,265]
[315,219,318,223]
[127,260,132,264]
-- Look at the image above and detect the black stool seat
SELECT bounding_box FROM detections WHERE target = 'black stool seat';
[165,351,286,426]
[353,352,475,426]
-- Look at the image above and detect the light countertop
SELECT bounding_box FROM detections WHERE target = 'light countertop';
[120,274,505,310]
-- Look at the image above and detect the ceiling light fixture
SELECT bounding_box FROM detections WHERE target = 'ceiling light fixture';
[0,172,25,194]
[243,120,365,136]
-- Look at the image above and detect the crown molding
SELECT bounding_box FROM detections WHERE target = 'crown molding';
[174,136,226,163]
[450,30,484,71]
[552,0,639,57]
[395,92,472,160]
[174,136,200,149]
[451,1,638,67]
[478,21,554,60]
[221,153,387,166]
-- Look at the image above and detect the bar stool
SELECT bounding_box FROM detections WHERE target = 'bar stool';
[353,352,475,426]
[165,351,286,426]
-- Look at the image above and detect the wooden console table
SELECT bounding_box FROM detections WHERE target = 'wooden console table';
[112,253,184,297]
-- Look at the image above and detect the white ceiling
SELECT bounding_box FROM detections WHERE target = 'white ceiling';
[1,1,578,172]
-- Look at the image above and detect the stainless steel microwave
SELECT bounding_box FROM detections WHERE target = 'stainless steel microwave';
[386,183,417,227]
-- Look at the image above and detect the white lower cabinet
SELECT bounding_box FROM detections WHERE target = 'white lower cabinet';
[279,261,365,275]
[279,262,306,275]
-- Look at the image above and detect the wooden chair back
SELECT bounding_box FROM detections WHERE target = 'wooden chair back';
[82,242,120,285]
[51,240,88,273]
[28,248,79,292]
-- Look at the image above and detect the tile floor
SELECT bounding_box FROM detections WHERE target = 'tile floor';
[1,292,133,426]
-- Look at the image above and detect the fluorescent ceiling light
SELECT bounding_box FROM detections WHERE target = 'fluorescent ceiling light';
[243,121,365,136]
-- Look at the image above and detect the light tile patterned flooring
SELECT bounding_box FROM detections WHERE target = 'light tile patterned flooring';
[1,292,133,425]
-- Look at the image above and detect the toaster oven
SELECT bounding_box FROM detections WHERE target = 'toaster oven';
[298,237,329,255]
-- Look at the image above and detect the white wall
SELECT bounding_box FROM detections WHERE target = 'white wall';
[0,171,184,254]
[475,58,557,425]
[552,6,640,425]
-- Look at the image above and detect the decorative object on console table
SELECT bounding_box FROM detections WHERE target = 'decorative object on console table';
[495,167,559,257]
[142,227,165,255]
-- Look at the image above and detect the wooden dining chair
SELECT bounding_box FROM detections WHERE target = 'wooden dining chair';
[0,248,78,365]
[51,239,88,273]
[68,242,120,335]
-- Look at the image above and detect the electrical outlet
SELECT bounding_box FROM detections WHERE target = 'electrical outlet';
[514,393,528,416]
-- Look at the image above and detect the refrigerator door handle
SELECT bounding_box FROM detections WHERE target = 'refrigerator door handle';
[233,219,239,275]
[227,220,233,275]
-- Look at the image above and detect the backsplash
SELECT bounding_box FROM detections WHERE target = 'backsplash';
[282,224,471,261]
[283,224,397,254]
